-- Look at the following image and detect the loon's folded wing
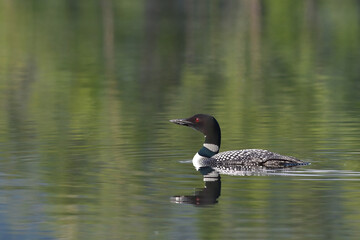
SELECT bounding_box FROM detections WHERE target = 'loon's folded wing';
[212,149,306,167]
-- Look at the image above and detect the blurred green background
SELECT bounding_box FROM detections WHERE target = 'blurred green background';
[0,0,360,239]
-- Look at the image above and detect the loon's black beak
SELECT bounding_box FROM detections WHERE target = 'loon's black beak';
[169,118,193,127]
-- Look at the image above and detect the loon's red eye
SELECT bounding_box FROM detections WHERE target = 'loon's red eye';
[195,117,200,123]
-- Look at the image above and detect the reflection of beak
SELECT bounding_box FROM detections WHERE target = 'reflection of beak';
[169,119,193,127]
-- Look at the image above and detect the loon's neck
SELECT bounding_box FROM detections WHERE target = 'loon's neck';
[199,119,221,158]
[203,118,221,151]
[193,116,221,169]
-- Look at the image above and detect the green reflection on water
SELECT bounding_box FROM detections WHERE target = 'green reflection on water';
[0,0,360,239]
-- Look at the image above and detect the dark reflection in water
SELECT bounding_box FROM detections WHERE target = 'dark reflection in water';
[171,166,221,205]
[171,162,314,206]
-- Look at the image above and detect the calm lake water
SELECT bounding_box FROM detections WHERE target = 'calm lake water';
[1,1,360,239]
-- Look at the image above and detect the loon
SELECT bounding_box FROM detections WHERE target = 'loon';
[170,114,308,168]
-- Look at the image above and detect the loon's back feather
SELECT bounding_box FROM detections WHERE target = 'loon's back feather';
[212,149,305,167]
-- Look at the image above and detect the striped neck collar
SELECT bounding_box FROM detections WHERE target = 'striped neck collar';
[198,144,219,158]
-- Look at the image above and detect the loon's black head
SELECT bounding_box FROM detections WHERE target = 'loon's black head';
[170,114,221,147]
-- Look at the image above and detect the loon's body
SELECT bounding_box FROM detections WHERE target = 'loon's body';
[170,114,308,168]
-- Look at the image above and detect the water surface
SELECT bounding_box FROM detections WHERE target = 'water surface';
[0,1,360,239]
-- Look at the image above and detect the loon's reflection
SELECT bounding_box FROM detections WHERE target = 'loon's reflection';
[171,166,221,205]
[171,164,300,206]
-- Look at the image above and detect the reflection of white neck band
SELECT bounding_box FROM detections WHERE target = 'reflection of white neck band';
[203,173,220,181]
[203,143,219,152]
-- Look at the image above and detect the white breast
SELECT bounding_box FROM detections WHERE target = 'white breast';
[192,152,208,170]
